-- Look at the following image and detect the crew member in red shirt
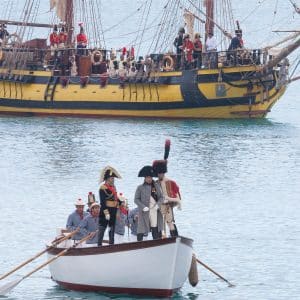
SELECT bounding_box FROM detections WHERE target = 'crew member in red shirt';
[76,23,88,55]
[182,34,194,69]
[50,25,59,56]
[58,26,67,48]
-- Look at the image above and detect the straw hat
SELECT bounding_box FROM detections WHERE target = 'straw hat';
[75,198,85,206]
[117,192,127,202]
[90,202,100,210]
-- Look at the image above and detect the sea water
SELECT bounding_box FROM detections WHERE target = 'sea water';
[0,1,300,299]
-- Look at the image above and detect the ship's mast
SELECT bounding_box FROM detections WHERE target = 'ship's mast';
[65,0,74,47]
[205,0,214,38]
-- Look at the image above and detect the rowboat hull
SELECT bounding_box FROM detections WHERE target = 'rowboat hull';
[47,236,193,297]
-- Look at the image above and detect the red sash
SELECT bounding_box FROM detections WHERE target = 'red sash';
[104,183,118,201]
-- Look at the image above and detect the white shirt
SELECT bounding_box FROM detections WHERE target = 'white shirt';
[206,36,217,51]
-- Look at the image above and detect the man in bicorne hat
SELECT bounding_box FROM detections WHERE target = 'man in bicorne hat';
[98,166,122,246]
[152,160,181,237]
[66,198,89,240]
[134,165,163,241]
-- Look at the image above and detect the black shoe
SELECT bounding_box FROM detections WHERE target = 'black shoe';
[109,226,115,245]
[137,233,144,241]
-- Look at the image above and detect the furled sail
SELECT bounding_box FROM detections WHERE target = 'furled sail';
[183,9,195,37]
[50,0,67,22]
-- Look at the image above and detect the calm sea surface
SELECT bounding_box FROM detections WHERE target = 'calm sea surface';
[1,1,300,300]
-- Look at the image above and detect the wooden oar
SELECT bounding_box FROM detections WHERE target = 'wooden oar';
[0,231,94,296]
[0,228,79,281]
[196,257,235,287]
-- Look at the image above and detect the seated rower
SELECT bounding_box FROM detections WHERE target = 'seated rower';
[79,202,100,244]
[128,206,139,236]
[115,193,129,243]
[66,198,89,240]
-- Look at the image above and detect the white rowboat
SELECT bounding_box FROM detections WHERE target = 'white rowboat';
[47,236,193,297]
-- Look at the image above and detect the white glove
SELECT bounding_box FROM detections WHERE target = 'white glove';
[143,207,149,212]
[163,199,169,204]
[154,204,159,210]
[105,214,110,221]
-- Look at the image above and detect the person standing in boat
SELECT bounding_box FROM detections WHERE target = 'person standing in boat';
[134,165,164,241]
[152,160,181,237]
[205,31,218,68]
[76,23,88,56]
[173,27,185,70]
[79,202,100,244]
[152,139,181,237]
[66,198,89,240]
[98,166,122,246]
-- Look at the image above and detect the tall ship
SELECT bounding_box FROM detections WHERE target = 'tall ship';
[0,0,299,119]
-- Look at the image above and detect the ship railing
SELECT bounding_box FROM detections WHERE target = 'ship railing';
[0,46,274,74]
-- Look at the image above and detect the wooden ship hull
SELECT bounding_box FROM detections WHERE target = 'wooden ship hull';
[0,65,286,119]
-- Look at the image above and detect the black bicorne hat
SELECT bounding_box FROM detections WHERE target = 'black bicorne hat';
[53,25,58,32]
[104,170,115,180]
[138,165,155,177]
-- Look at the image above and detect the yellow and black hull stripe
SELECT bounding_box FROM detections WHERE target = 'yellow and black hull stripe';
[0,66,286,119]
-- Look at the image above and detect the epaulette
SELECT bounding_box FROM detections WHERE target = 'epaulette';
[100,184,107,190]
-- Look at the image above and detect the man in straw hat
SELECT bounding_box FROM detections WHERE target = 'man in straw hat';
[79,202,100,244]
[98,166,122,246]
[66,198,89,240]
[152,140,181,237]
[134,165,163,241]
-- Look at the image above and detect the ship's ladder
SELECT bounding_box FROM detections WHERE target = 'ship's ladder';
[44,76,59,102]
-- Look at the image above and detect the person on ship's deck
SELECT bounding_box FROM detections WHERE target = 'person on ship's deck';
[205,31,218,69]
[76,23,88,56]
[0,23,9,46]
[173,27,185,70]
